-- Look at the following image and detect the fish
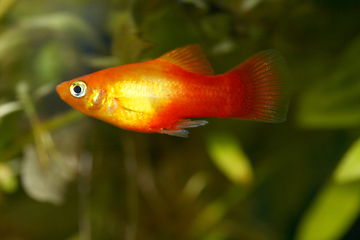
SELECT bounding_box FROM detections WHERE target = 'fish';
[56,44,291,137]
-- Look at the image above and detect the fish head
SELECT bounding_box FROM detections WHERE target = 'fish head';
[56,74,107,114]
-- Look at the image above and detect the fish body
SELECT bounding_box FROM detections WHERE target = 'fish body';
[56,45,291,137]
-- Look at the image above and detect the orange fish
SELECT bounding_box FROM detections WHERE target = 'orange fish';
[56,45,290,137]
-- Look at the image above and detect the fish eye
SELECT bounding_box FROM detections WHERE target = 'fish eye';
[70,81,87,98]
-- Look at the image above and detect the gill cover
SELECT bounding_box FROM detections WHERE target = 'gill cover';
[85,88,106,110]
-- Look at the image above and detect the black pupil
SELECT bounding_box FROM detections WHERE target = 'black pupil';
[74,85,82,94]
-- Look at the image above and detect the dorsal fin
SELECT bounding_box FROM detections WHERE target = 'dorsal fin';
[157,44,214,75]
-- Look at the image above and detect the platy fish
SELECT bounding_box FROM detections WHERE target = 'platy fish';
[56,45,291,137]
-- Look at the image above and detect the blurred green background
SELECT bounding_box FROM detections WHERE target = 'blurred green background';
[1,0,360,239]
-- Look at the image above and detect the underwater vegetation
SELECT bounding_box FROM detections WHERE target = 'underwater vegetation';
[1,0,360,239]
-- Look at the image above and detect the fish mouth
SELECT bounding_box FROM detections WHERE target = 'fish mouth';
[56,80,71,92]
[56,83,65,99]
[56,81,71,101]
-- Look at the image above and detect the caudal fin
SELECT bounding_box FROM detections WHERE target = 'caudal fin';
[226,50,291,123]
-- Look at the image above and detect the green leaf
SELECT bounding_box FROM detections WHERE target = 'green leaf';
[190,184,249,238]
[34,42,65,84]
[206,132,253,185]
[333,137,360,183]
[22,13,101,47]
[21,144,76,205]
[297,36,360,128]
[178,171,208,203]
[0,0,17,20]
[110,11,153,65]
[17,81,50,165]
[132,0,203,57]
[0,13,100,62]
[0,162,18,193]
[295,181,360,240]
[0,101,22,119]
[191,200,227,237]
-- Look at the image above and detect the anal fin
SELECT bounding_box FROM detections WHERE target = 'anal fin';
[159,119,208,137]
[159,129,189,138]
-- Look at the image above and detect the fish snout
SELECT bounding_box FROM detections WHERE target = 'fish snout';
[56,82,70,101]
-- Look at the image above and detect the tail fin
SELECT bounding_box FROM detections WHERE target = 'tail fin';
[226,50,291,122]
